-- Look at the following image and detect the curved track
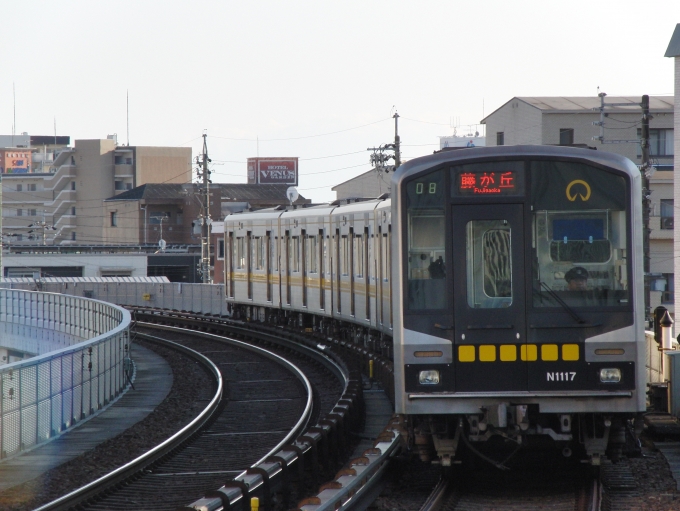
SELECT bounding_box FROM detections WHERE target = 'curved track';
[37,322,344,510]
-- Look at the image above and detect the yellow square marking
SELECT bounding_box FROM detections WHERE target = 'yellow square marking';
[541,344,559,361]
[479,345,496,362]
[521,344,537,361]
[562,344,580,361]
[458,345,475,362]
[500,345,517,362]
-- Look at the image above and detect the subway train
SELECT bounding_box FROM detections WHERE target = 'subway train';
[225,145,644,466]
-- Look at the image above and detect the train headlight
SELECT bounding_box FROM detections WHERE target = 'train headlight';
[599,368,621,383]
[419,370,440,385]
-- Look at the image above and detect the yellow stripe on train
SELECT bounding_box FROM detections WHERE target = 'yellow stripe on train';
[457,344,580,362]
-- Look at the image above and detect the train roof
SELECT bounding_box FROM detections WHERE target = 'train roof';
[392,145,641,187]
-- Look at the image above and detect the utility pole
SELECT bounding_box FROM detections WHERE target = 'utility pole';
[592,92,653,324]
[641,95,652,324]
[393,112,401,169]
[28,211,56,245]
[196,134,213,284]
[367,111,402,177]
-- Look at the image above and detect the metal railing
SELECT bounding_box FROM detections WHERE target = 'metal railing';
[0,290,131,460]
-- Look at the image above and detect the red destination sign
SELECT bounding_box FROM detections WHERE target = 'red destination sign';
[457,171,520,196]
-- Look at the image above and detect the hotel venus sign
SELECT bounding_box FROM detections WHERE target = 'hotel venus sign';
[247,157,298,186]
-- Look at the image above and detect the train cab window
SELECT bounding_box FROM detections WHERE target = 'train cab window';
[531,160,630,308]
[466,220,512,308]
[405,169,446,310]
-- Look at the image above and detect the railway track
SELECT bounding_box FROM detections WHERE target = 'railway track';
[33,317,357,510]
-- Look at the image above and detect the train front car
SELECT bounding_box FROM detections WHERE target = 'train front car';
[392,145,644,466]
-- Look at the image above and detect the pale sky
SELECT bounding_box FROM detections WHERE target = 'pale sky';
[1,1,677,202]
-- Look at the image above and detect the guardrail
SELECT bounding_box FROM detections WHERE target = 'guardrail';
[0,289,131,460]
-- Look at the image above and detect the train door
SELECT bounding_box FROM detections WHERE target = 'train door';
[319,231,325,310]
[246,232,253,300]
[349,228,355,317]
[265,232,272,302]
[301,229,307,308]
[452,204,527,392]
[285,230,291,305]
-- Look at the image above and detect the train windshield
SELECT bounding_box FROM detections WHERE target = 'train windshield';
[531,160,629,308]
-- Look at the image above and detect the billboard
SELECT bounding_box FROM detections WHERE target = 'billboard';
[0,149,32,174]
[247,157,298,185]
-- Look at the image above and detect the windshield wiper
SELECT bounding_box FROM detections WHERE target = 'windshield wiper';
[538,281,586,324]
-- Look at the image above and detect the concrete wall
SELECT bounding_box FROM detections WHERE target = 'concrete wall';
[2,253,147,278]
[135,146,192,185]
[75,139,118,244]
[484,99,542,146]
[333,169,391,200]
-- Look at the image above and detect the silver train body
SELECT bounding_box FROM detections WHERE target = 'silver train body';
[226,145,645,465]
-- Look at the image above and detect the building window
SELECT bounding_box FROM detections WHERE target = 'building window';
[638,128,674,157]
[111,212,118,227]
[496,132,504,146]
[115,180,125,190]
[71,181,76,190]
[217,239,225,260]
[16,184,22,191]
[71,232,76,241]
[16,209,22,216]
[29,209,37,217]
[660,199,674,229]
[149,212,171,224]
[559,128,574,145]
[28,183,36,191]
[662,273,675,304]
[71,207,76,216]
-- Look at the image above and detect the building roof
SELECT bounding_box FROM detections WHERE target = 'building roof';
[331,168,381,190]
[665,23,680,57]
[218,183,306,202]
[104,183,192,202]
[481,96,674,123]
[105,182,308,203]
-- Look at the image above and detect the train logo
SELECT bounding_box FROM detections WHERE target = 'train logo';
[565,179,591,201]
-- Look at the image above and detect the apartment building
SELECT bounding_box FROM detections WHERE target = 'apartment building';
[1,137,191,246]
[481,96,675,314]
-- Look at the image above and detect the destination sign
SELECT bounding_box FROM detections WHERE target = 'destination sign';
[454,169,524,196]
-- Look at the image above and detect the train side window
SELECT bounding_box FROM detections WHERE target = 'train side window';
[236,237,245,269]
[272,236,278,271]
[466,220,512,308]
[307,235,318,273]
[252,237,263,270]
[341,236,349,276]
[290,236,300,272]
[355,234,364,278]
[381,234,389,282]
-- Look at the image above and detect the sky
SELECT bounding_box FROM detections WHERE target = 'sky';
[1,1,678,203]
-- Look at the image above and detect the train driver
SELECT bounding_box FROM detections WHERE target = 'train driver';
[565,266,589,291]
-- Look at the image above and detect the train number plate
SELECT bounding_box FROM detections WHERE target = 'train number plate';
[546,371,576,382]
